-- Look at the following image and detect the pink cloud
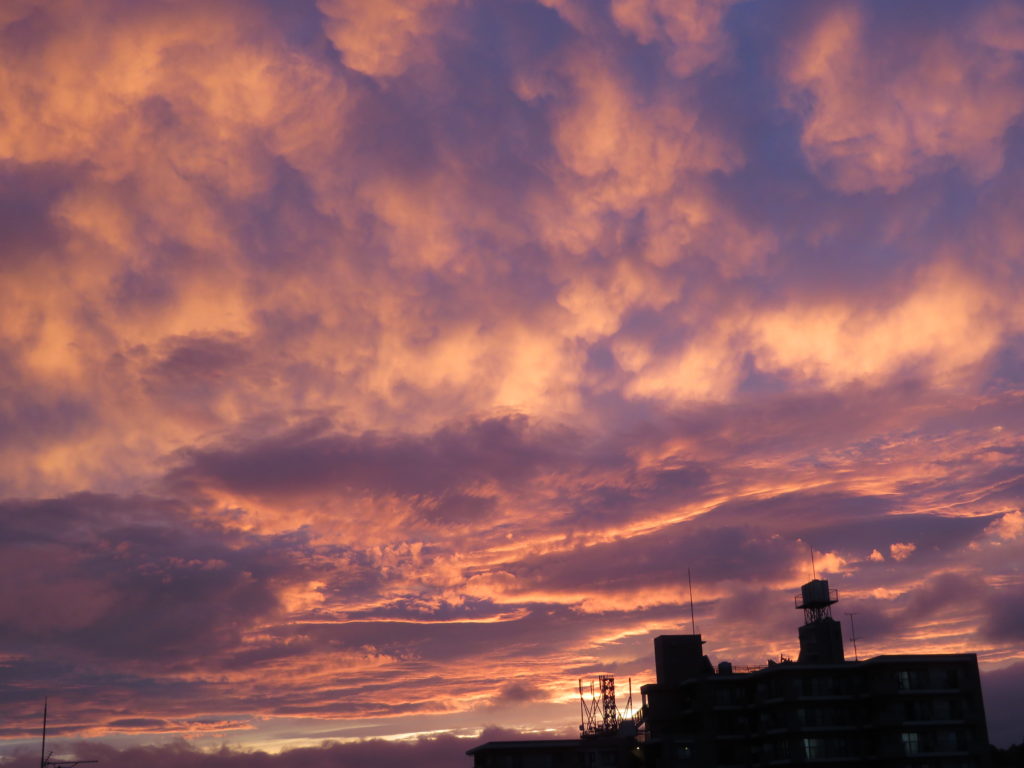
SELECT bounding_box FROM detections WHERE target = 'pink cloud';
[1,0,1023,756]
[781,2,1024,192]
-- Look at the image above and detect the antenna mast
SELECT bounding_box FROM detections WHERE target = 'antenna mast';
[578,676,620,738]
[40,699,47,768]
[38,701,98,768]
[806,541,817,580]
[687,568,696,635]
[846,612,860,662]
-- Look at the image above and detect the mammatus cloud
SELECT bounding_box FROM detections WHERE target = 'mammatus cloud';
[1,0,1024,758]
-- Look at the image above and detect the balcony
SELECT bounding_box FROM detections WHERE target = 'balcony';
[794,587,838,609]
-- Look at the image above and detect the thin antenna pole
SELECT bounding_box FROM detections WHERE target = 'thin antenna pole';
[35,702,97,768]
[806,541,817,580]
[578,679,584,734]
[687,568,696,635]
[846,612,860,662]
[40,698,47,768]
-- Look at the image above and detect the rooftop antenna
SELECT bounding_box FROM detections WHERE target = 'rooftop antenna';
[39,700,97,768]
[578,676,620,738]
[600,676,617,732]
[845,612,860,662]
[687,568,697,635]
[805,540,817,580]
[578,679,586,737]
[40,698,46,768]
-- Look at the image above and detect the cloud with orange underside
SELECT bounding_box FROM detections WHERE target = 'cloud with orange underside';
[1,0,1024,755]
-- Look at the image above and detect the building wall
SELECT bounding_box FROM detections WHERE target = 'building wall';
[640,654,990,768]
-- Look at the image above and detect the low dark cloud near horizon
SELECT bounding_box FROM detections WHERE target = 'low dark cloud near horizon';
[3,735,474,768]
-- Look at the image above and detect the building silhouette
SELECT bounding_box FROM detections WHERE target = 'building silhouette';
[468,578,992,767]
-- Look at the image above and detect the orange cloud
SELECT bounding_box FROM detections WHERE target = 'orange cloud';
[318,0,457,78]
[752,262,1008,388]
[890,541,917,561]
[782,2,1024,192]
[610,0,738,77]
[2,0,1024,753]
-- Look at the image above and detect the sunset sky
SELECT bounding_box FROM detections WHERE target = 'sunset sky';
[2,0,1024,764]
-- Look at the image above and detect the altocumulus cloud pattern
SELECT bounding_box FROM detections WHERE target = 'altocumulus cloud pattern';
[1,0,1024,763]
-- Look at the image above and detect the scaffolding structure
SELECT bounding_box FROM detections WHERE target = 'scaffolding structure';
[579,675,635,738]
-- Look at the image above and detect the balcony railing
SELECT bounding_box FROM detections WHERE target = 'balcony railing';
[794,588,838,608]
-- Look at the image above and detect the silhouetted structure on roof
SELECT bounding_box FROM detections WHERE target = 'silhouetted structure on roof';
[795,578,844,665]
[466,736,641,768]
[580,675,633,738]
[468,577,992,767]
[39,700,97,768]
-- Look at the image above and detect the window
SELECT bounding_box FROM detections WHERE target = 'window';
[898,669,925,690]
[901,732,920,755]
[802,737,853,760]
[944,668,960,689]
[803,675,840,696]
[803,738,824,760]
[935,730,962,752]
[715,686,740,706]
[800,706,848,727]
[718,743,737,764]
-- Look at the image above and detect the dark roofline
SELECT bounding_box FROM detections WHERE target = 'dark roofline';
[466,739,582,755]
[640,652,980,690]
